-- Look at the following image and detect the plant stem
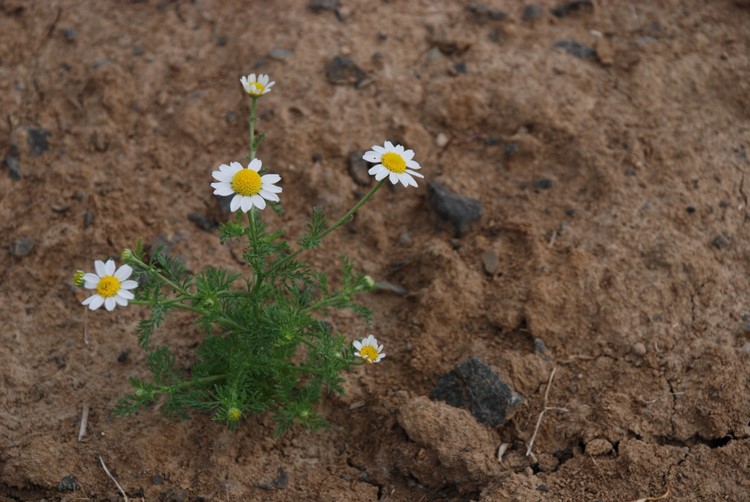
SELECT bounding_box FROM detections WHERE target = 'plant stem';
[248,96,258,159]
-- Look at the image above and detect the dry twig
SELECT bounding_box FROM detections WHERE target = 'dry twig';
[78,404,89,441]
[630,486,670,502]
[99,455,128,501]
[525,367,569,462]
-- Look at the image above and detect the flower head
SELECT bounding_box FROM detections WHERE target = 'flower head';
[363,141,424,188]
[211,159,282,212]
[240,73,274,97]
[81,259,138,311]
[353,335,385,364]
[73,270,85,287]
[227,407,242,422]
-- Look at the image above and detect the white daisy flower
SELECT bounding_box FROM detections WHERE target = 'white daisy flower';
[362,141,424,188]
[211,159,282,212]
[353,335,385,364]
[240,73,274,97]
[81,259,138,311]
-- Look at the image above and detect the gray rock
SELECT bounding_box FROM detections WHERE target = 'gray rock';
[348,151,371,186]
[711,234,731,249]
[552,0,593,18]
[430,357,523,426]
[309,0,339,12]
[27,128,50,156]
[11,237,33,257]
[467,3,507,22]
[553,39,596,60]
[325,56,367,86]
[4,156,20,180]
[427,180,482,237]
[522,4,544,21]
[188,212,218,232]
[58,475,80,492]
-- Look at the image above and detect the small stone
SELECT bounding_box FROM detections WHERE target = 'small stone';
[467,3,507,22]
[309,0,339,12]
[553,39,596,60]
[522,4,544,21]
[91,131,108,152]
[27,127,51,156]
[215,35,228,46]
[374,280,408,297]
[435,133,449,147]
[534,338,547,354]
[188,212,218,232]
[632,342,646,356]
[84,209,95,228]
[150,475,164,485]
[268,48,294,60]
[4,156,21,180]
[454,61,468,74]
[325,56,367,86]
[427,180,483,237]
[347,151,370,186]
[117,350,129,363]
[132,46,144,56]
[62,27,77,41]
[585,438,613,456]
[161,488,187,502]
[504,143,518,157]
[257,469,289,490]
[711,234,731,250]
[552,0,593,18]
[11,237,33,257]
[686,206,696,214]
[58,475,81,492]
[225,111,238,123]
[532,178,553,190]
[425,46,445,62]
[430,356,523,426]
[481,249,499,274]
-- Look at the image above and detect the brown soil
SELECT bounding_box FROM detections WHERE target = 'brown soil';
[3,0,750,500]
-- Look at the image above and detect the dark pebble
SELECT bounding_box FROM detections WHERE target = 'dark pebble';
[325,55,367,86]
[309,0,339,12]
[11,237,33,257]
[565,208,576,217]
[553,39,596,59]
[84,209,95,228]
[537,484,550,492]
[532,178,553,189]
[467,3,508,22]
[257,469,289,490]
[150,475,164,485]
[552,0,593,18]
[454,61,468,74]
[483,137,501,146]
[348,151,371,186]
[311,153,323,163]
[161,488,187,502]
[522,4,544,21]
[4,156,21,180]
[427,180,483,237]
[534,338,547,354]
[117,350,129,363]
[133,46,144,56]
[63,27,77,41]
[504,143,518,157]
[215,35,228,46]
[27,128,51,156]
[58,475,81,492]
[711,234,731,249]
[719,201,730,209]
[225,111,238,123]
[430,357,524,426]
[686,206,696,214]
[188,212,218,232]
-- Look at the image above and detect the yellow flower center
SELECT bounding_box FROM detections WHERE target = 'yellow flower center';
[227,407,241,422]
[359,346,379,363]
[96,276,121,298]
[232,169,262,196]
[246,82,266,95]
[382,152,406,174]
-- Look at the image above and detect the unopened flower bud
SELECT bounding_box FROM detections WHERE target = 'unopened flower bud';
[120,248,134,263]
[227,407,242,422]
[73,270,85,287]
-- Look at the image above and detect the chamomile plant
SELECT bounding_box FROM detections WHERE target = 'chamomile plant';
[73,74,422,434]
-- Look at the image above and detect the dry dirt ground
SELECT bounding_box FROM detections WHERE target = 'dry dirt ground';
[3,0,750,500]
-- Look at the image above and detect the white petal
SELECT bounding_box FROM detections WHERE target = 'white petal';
[240,76,248,86]
[402,173,418,187]
[104,297,116,311]
[85,295,104,310]
[384,141,395,151]
[261,173,280,184]
[94,260,106,277]
[368,165,381,175]
[395,144,405,154]
[248,73,257,82]
[406,169,424,178]
[120,280,138,290]
[260,189,280,202]
[389,172,399,184]
[353,340,362,350]
[374,168,388,181]
[212,170,233,182]
[376,354,385,362]
[212,183,234,196]
[83,273,99,284]
[248,159,262,172]
[118,289,135,300]
[104,260,116,276]
[402,149,415,161]
[230,195,242,212]
[259,74,268,85]
[263,184,282,193]
[228,162,244,173]
[240,197,253,212]
[406,160,421,169]
[83,279,99,289]
[371,145,386,154]
[251,195,266,210]
[114,295,129,306]
[266,81,275,89]
[363,151,381,163]
[115,264,132,281]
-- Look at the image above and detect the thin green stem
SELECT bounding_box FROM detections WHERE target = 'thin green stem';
[248,96,258,159]
[130,256,189,296]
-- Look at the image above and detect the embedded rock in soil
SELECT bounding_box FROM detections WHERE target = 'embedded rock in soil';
[551,0,593,18]
[11,236,33,257]
[431,357,523,426]
[57,475,80,492]
[325,56,367,86]
[4,156,20,180]
[427,180,483,237]
[396,396,498,490]
[553,39,596,60]
[347,151,370,186]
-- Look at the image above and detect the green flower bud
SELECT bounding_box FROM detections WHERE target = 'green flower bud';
[363,275,375,288]
[73,270,85,287]
[227,407,242,422]
[120,248,134,263]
